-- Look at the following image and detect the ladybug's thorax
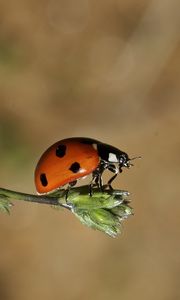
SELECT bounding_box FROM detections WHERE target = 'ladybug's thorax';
[97,143,129,166]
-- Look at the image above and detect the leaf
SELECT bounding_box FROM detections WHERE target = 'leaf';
[0,197,12,214]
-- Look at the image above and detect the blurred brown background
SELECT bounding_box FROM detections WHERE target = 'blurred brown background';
[0,0,180,299]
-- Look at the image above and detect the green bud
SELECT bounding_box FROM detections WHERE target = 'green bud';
[58,186,128,209]
[73,208,121,238]
[111,204,133,220]
[58,185,133,237]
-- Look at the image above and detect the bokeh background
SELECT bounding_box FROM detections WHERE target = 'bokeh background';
[0,0,180,299]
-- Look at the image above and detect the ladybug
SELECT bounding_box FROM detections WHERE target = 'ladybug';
[35,137,133,195]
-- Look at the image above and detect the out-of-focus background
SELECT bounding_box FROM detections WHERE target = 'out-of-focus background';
[0,0,180,299]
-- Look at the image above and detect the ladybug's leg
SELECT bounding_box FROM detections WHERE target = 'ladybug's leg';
[92,171,103,190]
[105,164,120,190]
[89,172,99,196]
[107,173,118,190]
[65,180,77,202]
[89,162,107,196]
[95,172,103,190]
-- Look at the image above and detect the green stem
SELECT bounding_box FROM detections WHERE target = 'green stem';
[0,187,67,207]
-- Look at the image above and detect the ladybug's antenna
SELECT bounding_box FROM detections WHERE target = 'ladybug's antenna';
[130,156,141,161]
[128,156,141,167]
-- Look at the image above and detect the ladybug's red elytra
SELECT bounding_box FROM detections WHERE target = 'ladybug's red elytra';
[35,137,132,194]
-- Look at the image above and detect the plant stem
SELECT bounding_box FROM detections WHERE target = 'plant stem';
[0,187,66,207]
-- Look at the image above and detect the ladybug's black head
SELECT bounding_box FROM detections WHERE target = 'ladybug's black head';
[118,152,131,171]
[118,152,141,172]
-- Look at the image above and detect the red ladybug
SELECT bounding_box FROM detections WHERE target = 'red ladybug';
[35,137,132,194]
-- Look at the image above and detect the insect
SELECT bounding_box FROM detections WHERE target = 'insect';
[35,137,135,195]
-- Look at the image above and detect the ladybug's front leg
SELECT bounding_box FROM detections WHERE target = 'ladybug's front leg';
[105,164,119,190]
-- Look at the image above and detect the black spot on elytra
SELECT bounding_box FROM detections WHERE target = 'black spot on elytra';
[40,173,48,186]
[56,144,66,158]
[69,162,81,173]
